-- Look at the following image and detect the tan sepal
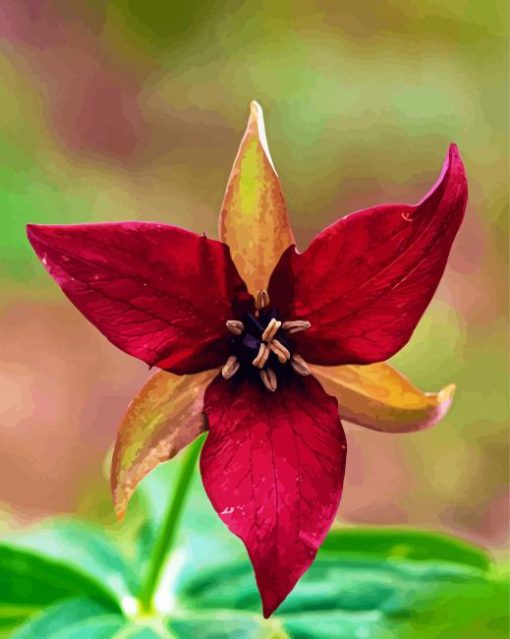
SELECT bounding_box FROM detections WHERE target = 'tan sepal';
[219,101,295,294]
[312,362,456,433]
[111,368,217,518]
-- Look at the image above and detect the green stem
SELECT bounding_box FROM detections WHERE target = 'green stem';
[138,436,203,612]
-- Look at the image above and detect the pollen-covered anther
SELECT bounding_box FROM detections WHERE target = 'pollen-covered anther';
[226,319,245,336]
[260,368,277,392]
[282,320,311,334]
[252,343,270,368]
[261,318,282,342]
[222,355,240,379]
[255,289,270,311]
[270,339,290,363]
[291,354,312,376]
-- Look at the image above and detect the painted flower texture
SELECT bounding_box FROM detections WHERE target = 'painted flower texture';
[27,102,468,617]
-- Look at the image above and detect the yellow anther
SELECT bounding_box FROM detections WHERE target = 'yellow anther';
[255,289,270,310]
[261,318,281,343]
[222,355,240,379]
[260,368,277,392]
[282,320,311,334]
[252,343,270,368]
[226,320,245,336]
[291,354,312,376]
[270,339,290,363]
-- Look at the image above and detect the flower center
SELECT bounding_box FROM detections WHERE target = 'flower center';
[222,290,311,391]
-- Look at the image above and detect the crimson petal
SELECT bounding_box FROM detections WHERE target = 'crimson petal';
[268,145,468,365]
[201,374,346,617]
[27,222,251,374]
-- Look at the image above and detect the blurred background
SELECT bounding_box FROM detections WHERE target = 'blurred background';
[0,0,507,559]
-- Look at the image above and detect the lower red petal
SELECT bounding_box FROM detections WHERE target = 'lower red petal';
[201,374,347,617]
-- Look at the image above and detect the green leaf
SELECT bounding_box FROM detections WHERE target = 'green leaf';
[2,518,139,603]
[0,604,38,638]
[114,626,175,639]
[281,559,508,639]
[12,599,177,639]
[0,543,119,615]
[320,527,491,571]
[167,612,283,639]
[179,528,509,639]
[51,616,126,639]
[12,598,116,639]
[0,518,138,633]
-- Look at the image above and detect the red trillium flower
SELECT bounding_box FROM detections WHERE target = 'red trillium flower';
[27,102,468,617]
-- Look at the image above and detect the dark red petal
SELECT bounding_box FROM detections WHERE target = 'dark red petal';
[27,222,251,374]
[201,374,347,617]
[268,145,468,365]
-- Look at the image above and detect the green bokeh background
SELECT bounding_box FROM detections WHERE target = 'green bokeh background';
[0,0,507,571]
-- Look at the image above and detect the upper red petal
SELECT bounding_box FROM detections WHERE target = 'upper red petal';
[268,145,468,365]
[27,222,251,374]
[200,374,347,617]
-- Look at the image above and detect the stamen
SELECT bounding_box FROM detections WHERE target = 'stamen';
[252,343,270,368]
[224,306,308,389]
[282,320,311,334]
[260,368,277,392]
[291,354,312,376]
[261,318,281,343]
[226,320,245,336]
[222,355,240,379]
[255,289,270,310]
[270,339,290,363]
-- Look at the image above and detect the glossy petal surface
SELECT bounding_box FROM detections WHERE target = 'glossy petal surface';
[219,101,295,294]
[111,368,216,518]
[268,145,468,365]
[201,375,346,617]
[27,222,251,374]
[312,363,456,433]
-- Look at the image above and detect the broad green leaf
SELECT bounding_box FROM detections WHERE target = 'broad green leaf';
[179,528,508,639]
[112,369,215,519]
[13,600,175,639]
[167,611,287,638]
[0,604,37,638]
[320,527,491,571]
[16,614,169,639]
[219,101,295,294]
[51,616,126,639]
[183,558,508,638]
[312,363,455,433]
[0,543,119,616]
[3,519,139,603]
[114,628,170,639]
[12,598,115,639]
